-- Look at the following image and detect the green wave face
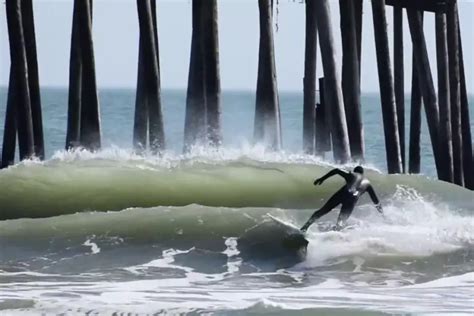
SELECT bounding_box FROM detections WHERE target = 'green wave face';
[0,158,472,220]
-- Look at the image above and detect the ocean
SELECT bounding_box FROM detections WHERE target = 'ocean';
[0,88,473,315]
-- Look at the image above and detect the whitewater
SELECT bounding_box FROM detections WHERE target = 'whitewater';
[0,89,473,314]
[0,147,473,315]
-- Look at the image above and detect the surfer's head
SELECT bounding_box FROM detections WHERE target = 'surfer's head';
[353,166,364,174]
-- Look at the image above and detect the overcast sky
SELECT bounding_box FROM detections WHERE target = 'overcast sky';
[0,0,473,93]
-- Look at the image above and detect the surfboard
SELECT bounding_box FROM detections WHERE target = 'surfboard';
[266,214,309,249]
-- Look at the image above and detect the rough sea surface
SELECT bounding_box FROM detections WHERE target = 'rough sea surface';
[0,89,473,315]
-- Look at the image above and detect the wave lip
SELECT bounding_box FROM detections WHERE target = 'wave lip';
[0,149,472,220]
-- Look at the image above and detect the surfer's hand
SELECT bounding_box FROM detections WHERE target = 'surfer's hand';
[313,178,324,186]
[375,204,383,214]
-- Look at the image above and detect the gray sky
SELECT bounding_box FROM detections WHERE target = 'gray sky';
[0,0,473,92]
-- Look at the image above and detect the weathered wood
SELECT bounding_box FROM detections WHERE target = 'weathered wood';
[303,0,317,154]
[151,0,159,65]
[407,9,444,179]
[21,0,44,160]
[133,36,148,152]
[446,1,463,185]
[435,12,454,182]
[371,0,402,174]
[314,0,350,163]
[5,0,35,160]
[78,0,101,150]
[184,0,207,152]
[66,0,82,150]
[385,0,447,13]
[315,78,331,155]
[458,25,473,189]
[254,0,281,150]
[145,0,165,153]
[1,70,17,169]
[409,57,422,174]
[354,0,363,78]
[203,0,222,147]
[340,0,364,161]
[394,6,405,172]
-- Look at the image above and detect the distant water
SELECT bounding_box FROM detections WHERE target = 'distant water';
[1,88,473,175]
[0,88,473,315]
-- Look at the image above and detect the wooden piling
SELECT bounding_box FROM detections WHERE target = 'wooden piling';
[184,0,207,152]
[137,0,165,153]
[303,0,317,154]
[21,0,44,160]
[133,36,148,152]
[5,0,35,160]
[408,58,422,174]
[371,0,402,174]
[66,0,82,150]
[407,9,444,179]
[458,27,473,189]
[446,1,463,185]
[393,6,405,172]
[254,0,281,150]
[435,12,454,182]
[77,0,101,151]
[354,0,363,77]
[340,0,364,161]
[202,0,222,147]
[315,78,332,155]
[314,0,350,163]
[1,70,17,169]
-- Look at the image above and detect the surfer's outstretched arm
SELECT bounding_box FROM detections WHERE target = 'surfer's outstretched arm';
[367,185,383,214]
[314,168,350,185]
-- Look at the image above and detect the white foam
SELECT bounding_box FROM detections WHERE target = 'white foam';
[37,143,383,173]
[83,238,101,255]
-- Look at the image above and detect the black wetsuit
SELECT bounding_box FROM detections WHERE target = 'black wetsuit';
[301,168,382,232]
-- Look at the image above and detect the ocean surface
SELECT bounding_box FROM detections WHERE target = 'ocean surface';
[0,88,473,315]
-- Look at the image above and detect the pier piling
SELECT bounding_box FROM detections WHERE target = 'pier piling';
[340,0,364,162]
[254,0,281,150]
[5,0,35,161]
[371,0,402,174]
[435,12,454,182]
[303,0,317,155]
[314,0,350,163]
[446,1,463,185]
[393,5,405,172]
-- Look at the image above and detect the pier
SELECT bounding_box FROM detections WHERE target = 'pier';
[1,0,472,190]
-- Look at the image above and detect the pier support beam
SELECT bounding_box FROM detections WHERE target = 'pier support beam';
[340,0,364,161]
[458,25,473,190]
[354,0,363,78]
[203,0,222,147]
[1,70,17,168]
[315,78,332,156]
[78,0,101,150]
[5,0,34,161]
[22,0,44,160]
[135,0,165,153]
[254,0,281,150]
[303,0,317,154]
[435,12,454,182]
[184,0,207,152]
[314,0,350,163]
[409,58,422,174]
[407,9,443,179]
[371,0,402,173]
[394,6,405,172]
[446,1,463,185]
[66,0,82,150]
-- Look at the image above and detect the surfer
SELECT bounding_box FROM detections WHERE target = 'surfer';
[301,166,383,232]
